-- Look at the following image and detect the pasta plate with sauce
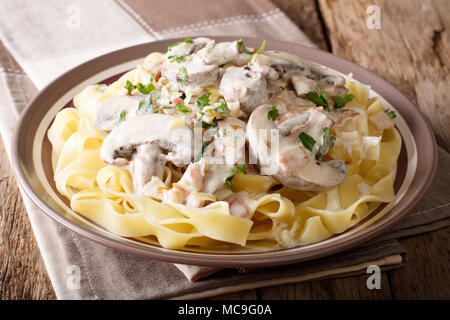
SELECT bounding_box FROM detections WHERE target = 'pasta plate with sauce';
[47,37,401,251]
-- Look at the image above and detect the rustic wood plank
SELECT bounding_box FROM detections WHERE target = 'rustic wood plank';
[212,289,258,300]
[271,0,330,50]
[0,137,56,299]
[318,0,450,151]
[388,226,450,299]
[256,274,392,299]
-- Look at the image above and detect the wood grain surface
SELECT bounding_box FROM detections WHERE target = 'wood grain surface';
[0,0,449,299]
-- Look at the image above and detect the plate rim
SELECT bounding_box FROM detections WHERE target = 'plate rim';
[11,36,439,267]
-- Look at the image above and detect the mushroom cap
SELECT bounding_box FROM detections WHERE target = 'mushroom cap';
[219,66,268,114]
[100,114,193,167]
[252,51,346,89]
[247,104,347,191]
[93,95,143,132]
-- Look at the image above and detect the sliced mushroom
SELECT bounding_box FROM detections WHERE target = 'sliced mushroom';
[247,104,347,191]
[284,71,318,96]
[167,37,213,56]
[93,95,143,132]
[251,51,346,96]
[219,66,268,114]
[100,114,193,194]
[197,41,240,66]
[129,143,165,193]
[162,54,219,90]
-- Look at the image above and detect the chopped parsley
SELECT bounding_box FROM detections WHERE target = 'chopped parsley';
[331,93,355,109]
[125,80,135,95]
[267,105,279,121]
[178,67,188,85]
[305,91,330,110]
[168,37,193,50]
[118,110,127,123]
[249,40,266,64]
[136,82,156,94]
[197,92,211,110]
[237,39,252,54]
[137,94,154,113]
[385,108,397,119]
[298,132,316,152]
[225,165,246,190]
[214,98,230,115]
[175,102,191,114]
[306,91,354,111]
[168,54,188,63]
[317,127,336,160]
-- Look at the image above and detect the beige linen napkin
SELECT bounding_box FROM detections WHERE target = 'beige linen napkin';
[0,0,448,299]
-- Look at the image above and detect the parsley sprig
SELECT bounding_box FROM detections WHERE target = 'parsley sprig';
[168,54,188,63]
[267,105,279,121]
[317,127,336,159]
[168,37,193,50]
[125,80,156,95]
[298,132,316,152]
[125,80,135,95]
[197,92,211,110]
[248,40,266,64]
[305,91,354,111]
[237,39,252,54]
[136,82,156,94]
[225,165,246,190]
[385,108,397,119]
[118,110,127,123]
[178,67,188,85]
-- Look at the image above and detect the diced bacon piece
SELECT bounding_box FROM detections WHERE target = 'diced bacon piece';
[229,198,250,218]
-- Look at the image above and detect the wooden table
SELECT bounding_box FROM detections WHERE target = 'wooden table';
[0,0,449,299]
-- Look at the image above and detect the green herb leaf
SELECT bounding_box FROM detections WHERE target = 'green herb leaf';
[215,98,230,115]
[249,40,266,64]
[197,118,220,129]
[225,165,246,190]
[168,37,194,50]
[385,108,397,119]
[316,127,336,159]
[298,132,316,152]
[137,94,153,113]
[125,80,135,95]
[331,93,354,109]
[305,91,330,111]
[267,105,279,121]
[168,54,188,63]
[136,82,156,94]
[237,39,252,54]
[119,110,127,123]
[175,102,191,114]
[197,92,211,110]
[178,67,188,85]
